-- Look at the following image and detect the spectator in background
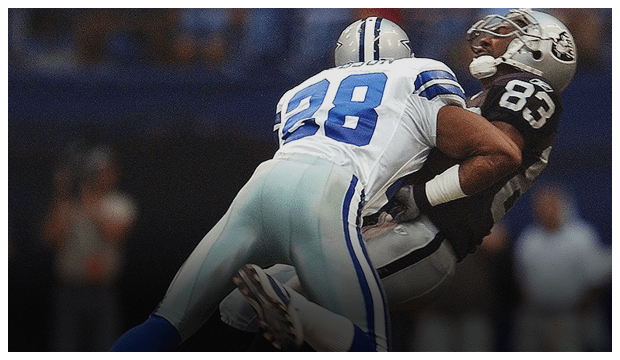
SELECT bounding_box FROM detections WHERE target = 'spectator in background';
[282,8,405,81]
[400,9,478,69]
[404,223,519,351]
[354,8,404,24]
[512,183,611,351]
[281,8,353,80]
[73,9,117,66]
[175,9,245,69]
[176,9,293,78]
[14,8,78,72]
[14,9,183,70]
[42,144,137,351]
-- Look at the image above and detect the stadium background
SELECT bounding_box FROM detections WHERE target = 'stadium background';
[8,8,612,351]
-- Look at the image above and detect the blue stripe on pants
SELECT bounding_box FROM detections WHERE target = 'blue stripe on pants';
[341,175,390,351]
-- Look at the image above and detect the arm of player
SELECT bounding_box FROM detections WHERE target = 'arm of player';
[436,105,521,194]
[390,113,525,223]
[402,105,522,217]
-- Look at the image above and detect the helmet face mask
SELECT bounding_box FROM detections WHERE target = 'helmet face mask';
[467,9,577,91]
[468,14,540,53]
[335,17,412,67]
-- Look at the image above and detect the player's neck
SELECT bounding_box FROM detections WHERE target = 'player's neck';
[481,69,521,89]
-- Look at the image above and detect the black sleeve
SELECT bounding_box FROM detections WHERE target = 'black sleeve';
[404,73,563,261]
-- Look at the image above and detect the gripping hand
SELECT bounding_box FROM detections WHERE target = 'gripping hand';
[389,185,420,223]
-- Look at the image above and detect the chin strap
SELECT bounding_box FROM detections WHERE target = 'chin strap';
[469,38,543,79]
[502,57,544,76]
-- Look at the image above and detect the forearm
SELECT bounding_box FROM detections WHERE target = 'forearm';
[457,150,518,195]
[435,105,522,197]
[409,153,518,216]
[457,120,525,195]
[394,107,523,222]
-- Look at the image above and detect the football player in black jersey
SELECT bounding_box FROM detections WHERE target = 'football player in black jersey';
[353,8,577,311]
[401,8,576,261]
[217,8,577,351]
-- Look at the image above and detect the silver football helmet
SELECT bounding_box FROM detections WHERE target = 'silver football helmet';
[335,17,412,67]
[467,8,577,91]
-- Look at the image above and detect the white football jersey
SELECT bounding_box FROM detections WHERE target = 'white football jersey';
[274,57,466,215]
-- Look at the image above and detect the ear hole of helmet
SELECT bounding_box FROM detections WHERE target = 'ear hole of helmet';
[532,50,542,60]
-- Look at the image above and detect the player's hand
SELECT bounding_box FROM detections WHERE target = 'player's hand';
[389,185,420,223]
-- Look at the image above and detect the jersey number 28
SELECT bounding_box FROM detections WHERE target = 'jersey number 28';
[281,73,387,146]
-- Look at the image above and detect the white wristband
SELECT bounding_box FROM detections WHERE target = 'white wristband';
[425,164,467,206]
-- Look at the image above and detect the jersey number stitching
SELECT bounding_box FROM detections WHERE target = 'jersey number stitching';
[282,73,388,146]
[491,146,551,222]
[499,79,555,129]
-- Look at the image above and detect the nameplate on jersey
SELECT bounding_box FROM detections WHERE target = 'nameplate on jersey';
[337,59,394,69]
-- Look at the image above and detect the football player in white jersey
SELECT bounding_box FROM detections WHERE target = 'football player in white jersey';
[111,16,520,352]
[219,9,577,351]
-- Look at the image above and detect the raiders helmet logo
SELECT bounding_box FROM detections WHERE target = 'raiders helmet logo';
[551,31,576,62]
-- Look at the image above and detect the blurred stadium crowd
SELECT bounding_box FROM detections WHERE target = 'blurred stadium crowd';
[9,9,612,80]
[8,8,612,352]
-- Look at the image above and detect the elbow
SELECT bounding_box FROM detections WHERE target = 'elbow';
[489,120,523,174]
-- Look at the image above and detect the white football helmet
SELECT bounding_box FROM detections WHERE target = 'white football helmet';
[335,17,412,67]
[467,8,577,91]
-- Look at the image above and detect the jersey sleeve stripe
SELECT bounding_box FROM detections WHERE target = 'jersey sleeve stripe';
[414,70,466,101]
[420,84,466,101]
[414,70,459,87]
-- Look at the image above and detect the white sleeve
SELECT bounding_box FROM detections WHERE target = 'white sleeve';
[413,59,467,109]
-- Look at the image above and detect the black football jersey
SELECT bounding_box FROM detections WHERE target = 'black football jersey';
[410,72,562,261]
